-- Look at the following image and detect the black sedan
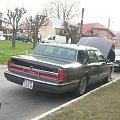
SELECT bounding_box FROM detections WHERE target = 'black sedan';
[4,43,113,96]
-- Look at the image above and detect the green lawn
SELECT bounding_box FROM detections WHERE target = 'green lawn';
[0,40,33,64]
[41,79,120,120]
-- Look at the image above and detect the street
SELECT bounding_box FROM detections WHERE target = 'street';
[0,65,120,120]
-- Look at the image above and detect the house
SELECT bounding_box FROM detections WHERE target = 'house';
[0,13,12,35]
[39,19,63,39]
[0,13,3,34]
[114,32,120,48]
[82,23,117,41]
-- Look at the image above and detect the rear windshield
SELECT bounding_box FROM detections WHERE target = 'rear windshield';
[32,44,77,61]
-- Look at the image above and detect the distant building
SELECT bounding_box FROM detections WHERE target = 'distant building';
[0,13,3,34]
[115,32,120,48]
[78,23,117,41]
[0,13,12,34]
[39,18,64,38]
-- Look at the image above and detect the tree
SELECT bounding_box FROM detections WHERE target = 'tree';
[60,21,78,44]
[0,12,2,27]
[44,0,80,43]
[26,14,48,49]
[4,7,26,48]
[44,0,80,21]
[25,18,32,39]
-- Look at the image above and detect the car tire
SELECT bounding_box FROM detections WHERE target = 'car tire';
[74,76,87,97]
[104,70,112,83]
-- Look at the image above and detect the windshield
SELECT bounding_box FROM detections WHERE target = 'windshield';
[115,49,120,56]
[32,44,77,61]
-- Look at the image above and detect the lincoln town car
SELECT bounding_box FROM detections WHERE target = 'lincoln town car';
[4,43,113,96]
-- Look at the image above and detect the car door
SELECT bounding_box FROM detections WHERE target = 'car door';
[95,50,109,80]
[86,49,101,84]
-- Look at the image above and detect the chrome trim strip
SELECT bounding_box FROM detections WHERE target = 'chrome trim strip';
[5,71,79,86]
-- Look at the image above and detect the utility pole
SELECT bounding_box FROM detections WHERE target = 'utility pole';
[79,8,84,39]
[107,18,110,39]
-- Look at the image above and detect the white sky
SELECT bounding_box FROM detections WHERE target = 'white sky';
[80,0,120,32]
[0,0,120,31]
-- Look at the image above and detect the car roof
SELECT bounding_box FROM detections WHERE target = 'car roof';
[40,43,99,51]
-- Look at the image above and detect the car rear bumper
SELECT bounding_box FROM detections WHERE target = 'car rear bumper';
[4,71,79,94]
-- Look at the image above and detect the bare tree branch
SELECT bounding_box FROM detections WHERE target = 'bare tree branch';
[4,7,26,48]
[25,14,48,49]
[44,0,80,21]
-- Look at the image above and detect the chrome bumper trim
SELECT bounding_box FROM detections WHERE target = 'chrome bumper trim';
[5,71,79,86]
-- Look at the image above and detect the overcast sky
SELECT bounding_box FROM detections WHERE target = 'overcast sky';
[0,0,120,31]
[80,0,120,32]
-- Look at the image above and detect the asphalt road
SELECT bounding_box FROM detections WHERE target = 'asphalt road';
[0,65,120,120]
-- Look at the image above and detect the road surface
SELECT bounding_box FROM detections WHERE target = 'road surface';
[0,65,120,120]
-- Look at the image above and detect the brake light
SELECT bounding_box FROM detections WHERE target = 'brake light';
[10,66,24,72]
[7,58,11,69]
[58,69,65,81]
[10,65,38,75]
[39,72,57,79]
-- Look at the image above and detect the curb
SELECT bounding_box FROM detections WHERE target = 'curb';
[31,77,120,120]
[0,65,7,69]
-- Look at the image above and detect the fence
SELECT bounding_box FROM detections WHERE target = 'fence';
[0,50,28,55]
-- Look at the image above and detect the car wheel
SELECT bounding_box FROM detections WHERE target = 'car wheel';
[104,70,112,83]
[74,76,87,97]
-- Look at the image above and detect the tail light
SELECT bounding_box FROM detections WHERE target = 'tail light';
[7,58,11,69]
[11,66,24,72]
[58,69,65,81]
[39,72,57,79]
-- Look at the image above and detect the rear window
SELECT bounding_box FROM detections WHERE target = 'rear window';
[32,44,77,61]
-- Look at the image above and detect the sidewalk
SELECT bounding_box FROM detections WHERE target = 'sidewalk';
[0,64,6,108]
[0,64,7,68]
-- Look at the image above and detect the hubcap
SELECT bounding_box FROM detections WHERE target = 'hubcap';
[79,77,87,95]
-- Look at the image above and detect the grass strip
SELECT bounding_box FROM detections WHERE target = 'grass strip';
[41,80,120,120]
[0,40,33,64]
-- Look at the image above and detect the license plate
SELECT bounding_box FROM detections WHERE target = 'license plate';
[22,79,33,89]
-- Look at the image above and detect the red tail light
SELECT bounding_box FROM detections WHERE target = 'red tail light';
[10,66,24,72]
[58,69,65,81]
[39,72,57,79]
[10,65,38,75]
[7,58,11,69]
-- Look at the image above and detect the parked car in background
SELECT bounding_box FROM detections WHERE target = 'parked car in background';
[3,34,32,42]
[4,43,113,96]
[41,34,71,43]
[114,49,120,70]
[0,35,5,40]
[16,35,32,43]
[3,34,13,40]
